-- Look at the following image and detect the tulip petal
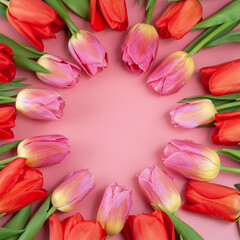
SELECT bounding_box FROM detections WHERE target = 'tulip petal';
[49,214,64,240]
[90,0,107,31]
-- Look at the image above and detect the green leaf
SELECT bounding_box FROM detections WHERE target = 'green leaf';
[0,228,24,239]
[235,184,240,190]
[12,78,27,83]
[0,91,19,97]
[0,3,7,19]
[216,149,240,163]
[0,82,31,91]
[0,213,5,218]
[138,0,143,5]
[0,140,21,155]
[0,96,16,104]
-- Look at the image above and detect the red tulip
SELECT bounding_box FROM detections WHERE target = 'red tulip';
[0,158,47,214]
[123,210,175,240]
[7,0,65,51]
[0,106,16,139]
[155,0,202,39]
[183,181,240,222]
[0,44,16,83]
[90,0,128,31]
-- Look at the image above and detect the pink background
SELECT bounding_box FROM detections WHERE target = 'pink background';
[0,0,240,239]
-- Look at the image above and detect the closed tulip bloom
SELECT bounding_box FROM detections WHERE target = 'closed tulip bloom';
[170,99,217,128]
[0,44,16,83]
[17,134,70,168]
[0,106,16,139]
[16,88,65,120]
[68,31,108,77]
[36,55,81,88]
[91,0,128,31]
[201,59,240,96]
[155,0,202,39]
[163,139,220,181]
[183,181,240,222]
[121,23,159,73]
[147,51,194,95]
[138,166,181,212]
[97,183,132,235]
[51,169,96,212]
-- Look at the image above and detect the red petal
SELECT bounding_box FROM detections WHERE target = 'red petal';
[123,217,133,240]
[0,44,14,58]
[51,17,66,33]
[0,106,16,128]
[0,128,14,139]
[49,214,64,240]
[215,111,240,121]
[90,0,107,31]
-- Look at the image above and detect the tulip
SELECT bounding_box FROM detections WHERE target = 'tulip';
[155,0,202,39]
[36,55,81,88]
[121,23,159,73]
[90,0,128,31]
[123,210,175,240]
[138,166,181,212]
[51,169,96,212]
[7,0,64,51]
[49,213,108,240]
[0,43,16,83]
[97,183,132,235]
[0,106,16,139]
[163,139,220,181]
[201,59,240,96]
[182,180,240,222]
[0,157,47,214]
[68,31,108,77]
[15,88,65,120]
[17,134,70,168]
[147,51,194,95]
[170,99,217,128]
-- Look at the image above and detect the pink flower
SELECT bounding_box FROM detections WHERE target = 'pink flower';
[97,183,132,235]
[68,31,108,77]
[148,51,194,95]
[51,169,96,212]
[36,54,81,88]
[16,88,65,120]
[138,166,181,212]
[17,134,70,168]
[121,23,159,73]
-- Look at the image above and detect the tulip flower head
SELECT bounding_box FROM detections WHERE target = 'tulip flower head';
[0,106,16,139]
[147,51,194,95]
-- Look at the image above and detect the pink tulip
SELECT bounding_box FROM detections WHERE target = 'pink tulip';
[68,31,108,77]
[51,169,96,212]
[138,166,181,212]
[121,23,159,73]
[17,134,70,168]
[170,99,217,128]
[163,139,220,181]
[16,88,65,120]
[36,54,81,88]
[97,183,132,235]
[148,51,194,95]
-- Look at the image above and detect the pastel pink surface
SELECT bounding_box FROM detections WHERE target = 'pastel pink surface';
[0,0,240,240]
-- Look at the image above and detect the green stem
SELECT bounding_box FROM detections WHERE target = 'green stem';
[0,155,18,165]
[220,165,240,174]
[45,205,57,219]
[146,0,156,24]
[238,219,240,234]
[0,0,9,7]
[0,96,16,103]
[0,165,6,170]
[106,235,110,240]
[216,101,240,111]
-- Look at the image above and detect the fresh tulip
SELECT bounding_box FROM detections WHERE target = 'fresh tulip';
[36,55,81,88]
[0,106,16,139]
[68,31,108,77]
[170,99,217,128]
[97,183,132,235]
[155,0,202,39]
[183,181,240,222]
[163,139,220,181]
[123,210,175,240]
[7,0,64,51]
[0,43,16,83]
[90,0,128,31]
[212,110,240,145]
[17,134,70,168]
[15,88,65,120]
[147,51,194,95]
[49,213,108,240]
[138,166,181,212]
[121,23,159,73]
[201,59,240,96]
[0,157,47,214]
[51,169,96,212]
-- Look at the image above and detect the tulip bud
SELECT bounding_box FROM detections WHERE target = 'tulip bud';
[68,31,108,76]
[163,139,220,181]
[36,54,81,88]
[170,99,217,128]
[17,134,70,168]
[51,169,96,212]
[138,166,181,212]
[97,183,132,235]
[148,51,194,95]
[16,88,65,120]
